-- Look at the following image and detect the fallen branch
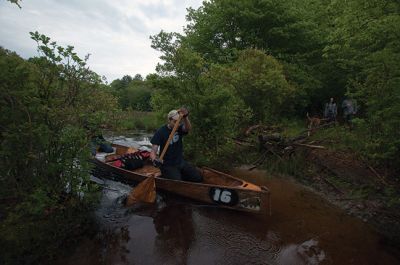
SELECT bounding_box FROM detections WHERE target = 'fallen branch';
[245,124,263,136]
[245,124,280,136]
[293,143,326,149]
[248,150,269,170]
[317,174,344,194]
[233,139,255,147]
[251,150,268,165]
[299,121,335,136]
[268,148,284,161]
[366,164,388,186]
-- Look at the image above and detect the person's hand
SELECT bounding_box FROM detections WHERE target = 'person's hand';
[179,107,189,118]
[150,151,156,161]
[152,158,163,168]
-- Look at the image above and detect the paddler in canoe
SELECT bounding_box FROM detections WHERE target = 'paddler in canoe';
[92,107,270,213]
[150,107,203,183]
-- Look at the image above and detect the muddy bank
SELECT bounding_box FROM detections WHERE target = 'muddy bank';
[284,147,400,250]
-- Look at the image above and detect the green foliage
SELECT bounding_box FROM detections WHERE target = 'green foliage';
[149,0,400,176]
[150,29,296,162]
[183,0,328,112]
[0,32,117,263]
[324,0,400,171]
[124,85,152,111]
[225,49,295,123]
[148,0,330,162]
[261,151,309,179]
[109,74,153,111]
[184,0,318,61]
[0,198,97,264]
[117,111,160,131]
[149,48,250,163]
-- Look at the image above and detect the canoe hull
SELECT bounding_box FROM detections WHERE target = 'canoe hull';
[92,153,270,215]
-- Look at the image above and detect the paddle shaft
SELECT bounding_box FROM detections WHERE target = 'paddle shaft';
[159,114,183,161]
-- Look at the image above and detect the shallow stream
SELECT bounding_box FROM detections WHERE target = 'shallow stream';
[60,132,399,265]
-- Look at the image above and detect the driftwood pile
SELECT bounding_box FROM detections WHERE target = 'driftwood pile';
[236,124,327,170]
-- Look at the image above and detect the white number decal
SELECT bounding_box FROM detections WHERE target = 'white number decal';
[213,188,221,201]
[212,188,232,203]
[220,191,231,203]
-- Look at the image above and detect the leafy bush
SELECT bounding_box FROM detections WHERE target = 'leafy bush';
[0,32,117,264]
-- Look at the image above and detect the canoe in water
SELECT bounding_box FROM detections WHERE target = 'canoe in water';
[92,144,270,215]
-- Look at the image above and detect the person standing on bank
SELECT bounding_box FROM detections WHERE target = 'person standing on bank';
[341,97,357,129]
[324,97,337,123]
[150,108,203,182]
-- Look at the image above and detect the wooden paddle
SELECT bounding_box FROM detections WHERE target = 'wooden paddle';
[126,113,183,206]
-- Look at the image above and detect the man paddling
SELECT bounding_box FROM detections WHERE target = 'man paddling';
[150,108,202,182]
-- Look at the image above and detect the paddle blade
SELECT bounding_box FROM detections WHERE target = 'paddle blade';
[126,176,156,206]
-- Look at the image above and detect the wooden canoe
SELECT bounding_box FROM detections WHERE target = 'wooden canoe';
[92,144,270,215]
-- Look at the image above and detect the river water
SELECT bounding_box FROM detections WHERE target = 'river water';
[60,132,400,265]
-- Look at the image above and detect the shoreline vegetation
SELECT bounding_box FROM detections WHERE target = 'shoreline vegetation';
[225,121,400,249]
[117,111,159,132]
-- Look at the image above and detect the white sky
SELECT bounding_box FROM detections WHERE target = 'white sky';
[0,0,203,82]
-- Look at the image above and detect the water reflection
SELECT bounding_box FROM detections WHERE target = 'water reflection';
[153,203,195,264]
[97,226,131,265]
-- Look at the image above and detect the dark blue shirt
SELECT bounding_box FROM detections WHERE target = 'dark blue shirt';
[150,124,188,166]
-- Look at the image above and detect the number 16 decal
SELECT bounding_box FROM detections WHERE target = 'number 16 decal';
[209,188,238,206]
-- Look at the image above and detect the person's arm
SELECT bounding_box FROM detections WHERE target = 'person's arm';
[182,116,192,132]
[179,107,191,132]
[150,144,159,161]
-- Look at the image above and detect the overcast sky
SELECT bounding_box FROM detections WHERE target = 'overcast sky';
[0,0,203,82]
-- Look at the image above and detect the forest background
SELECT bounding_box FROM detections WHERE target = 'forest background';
[1,0,399,264]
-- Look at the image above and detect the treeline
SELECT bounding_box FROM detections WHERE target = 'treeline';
[0,33,118,263]
[140,0,399,172]
[109,74,153,111]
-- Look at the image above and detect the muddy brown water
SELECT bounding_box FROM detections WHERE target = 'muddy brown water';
[60,133,400,265]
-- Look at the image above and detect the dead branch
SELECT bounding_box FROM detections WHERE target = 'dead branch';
[245,124,280,136]
[250,150,268,166]
[245,124,263,136]
[268,148,284,161]
[317,174,344,194]
[293,143,326,149]
[299,121,336,136]
[366,164,388,186]
[248,150,269,170]
[232,139,255,147]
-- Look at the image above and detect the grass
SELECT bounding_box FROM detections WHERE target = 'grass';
[277,118,308,137]
[311,125,365,152]
[118,111,160,132]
